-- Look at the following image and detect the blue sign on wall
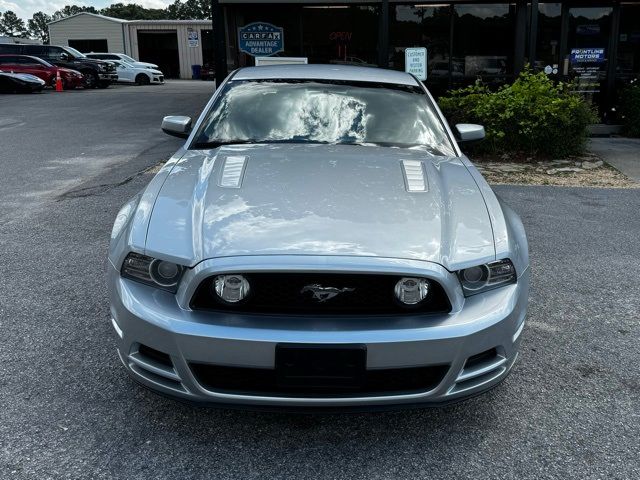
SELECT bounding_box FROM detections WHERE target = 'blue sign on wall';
[238,22,284,57]
[570,48,605,64]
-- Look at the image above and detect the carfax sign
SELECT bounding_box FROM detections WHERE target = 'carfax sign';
[570,48,605,64]
[238,22,284,57]
[405,47,427,81]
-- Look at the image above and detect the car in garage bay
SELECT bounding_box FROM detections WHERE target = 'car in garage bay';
[110,60,164,85]
[0,55,85,89]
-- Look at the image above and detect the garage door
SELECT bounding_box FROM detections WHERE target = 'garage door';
[137,31,180,78]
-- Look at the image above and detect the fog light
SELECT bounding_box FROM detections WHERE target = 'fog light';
[394,277,429,305]
[214,274,250,303]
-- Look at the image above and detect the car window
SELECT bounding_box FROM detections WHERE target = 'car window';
[23,45,45,56]
[0,56,16,64]
[0,45,20,54]
[46,46,66,60]
[192,79,456,155]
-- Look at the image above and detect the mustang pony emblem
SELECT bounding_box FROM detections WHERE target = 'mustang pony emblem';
[300,284,355,302]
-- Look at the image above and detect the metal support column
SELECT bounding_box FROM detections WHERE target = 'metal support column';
[514,0,528,74]
[605,2,621,119]
[212,0,228,87]
[529,0,539,68]
[378,0,389,68]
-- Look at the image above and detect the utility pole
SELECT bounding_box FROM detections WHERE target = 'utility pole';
[211,0,228,88]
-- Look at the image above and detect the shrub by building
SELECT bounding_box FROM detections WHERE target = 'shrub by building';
[439,71,597,159]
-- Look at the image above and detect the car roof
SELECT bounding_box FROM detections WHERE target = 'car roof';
[233,64,420,86]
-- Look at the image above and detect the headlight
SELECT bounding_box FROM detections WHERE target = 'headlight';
[394,277,430,305]
[458,259,516,296]
[121,253,184,292]
[111,196,139,240]
[213,274,250,303]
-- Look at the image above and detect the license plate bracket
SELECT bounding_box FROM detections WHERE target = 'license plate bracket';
[275,344,366,391]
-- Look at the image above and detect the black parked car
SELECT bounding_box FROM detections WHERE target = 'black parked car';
[0,44,117,88]
[0,71,46,93]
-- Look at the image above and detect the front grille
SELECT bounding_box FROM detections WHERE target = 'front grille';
[189,362,449,397]
[190,273,451,315]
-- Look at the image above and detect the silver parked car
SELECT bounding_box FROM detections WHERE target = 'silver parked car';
[108,65,529,409]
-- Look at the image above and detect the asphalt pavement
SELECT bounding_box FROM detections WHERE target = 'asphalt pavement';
[1,81,639,480]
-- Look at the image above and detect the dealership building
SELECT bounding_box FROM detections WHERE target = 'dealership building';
[49,2,640,122]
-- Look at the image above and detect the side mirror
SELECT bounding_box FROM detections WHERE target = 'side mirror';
[162,116,192,139]
[455,123,485,143]
[59,53,70,61]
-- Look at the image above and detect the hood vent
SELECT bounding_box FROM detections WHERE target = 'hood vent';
[401,160,428,192]
[218,155,248,188]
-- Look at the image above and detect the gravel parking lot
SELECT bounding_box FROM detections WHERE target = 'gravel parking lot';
[1,81,639,479]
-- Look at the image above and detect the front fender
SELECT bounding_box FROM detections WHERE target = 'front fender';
[460,157,529,277]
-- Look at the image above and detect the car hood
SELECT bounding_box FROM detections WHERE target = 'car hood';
[59,67,81,75]
[145,144,495,269]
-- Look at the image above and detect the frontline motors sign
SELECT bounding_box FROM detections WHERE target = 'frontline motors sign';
[238,22,284,56]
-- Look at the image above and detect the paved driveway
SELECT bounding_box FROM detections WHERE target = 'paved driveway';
[0,84,638,479]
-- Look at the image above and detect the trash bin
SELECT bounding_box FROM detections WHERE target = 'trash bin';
[191,64,202,80]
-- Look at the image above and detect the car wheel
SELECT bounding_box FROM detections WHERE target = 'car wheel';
[97,81,110,89]
[135,74,151,86]
[83,71,98,88]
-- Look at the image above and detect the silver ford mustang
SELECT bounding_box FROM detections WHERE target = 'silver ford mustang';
[108,65,529,409]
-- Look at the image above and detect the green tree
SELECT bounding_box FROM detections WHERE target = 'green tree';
[0,10,28,37]
[28,12,52,43]
[51,5,99,21]
[101,3,167,21]
[166,0,210,20]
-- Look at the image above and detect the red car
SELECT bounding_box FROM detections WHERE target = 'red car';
[0,54,85,89]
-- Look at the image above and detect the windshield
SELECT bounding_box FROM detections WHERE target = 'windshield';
[192,79,455,155]
[33,57,53,67]
[63,46,86,58]
[120,54,136,63]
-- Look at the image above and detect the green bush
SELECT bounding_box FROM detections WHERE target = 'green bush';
[439,70,597,158]
[621,81,640,137]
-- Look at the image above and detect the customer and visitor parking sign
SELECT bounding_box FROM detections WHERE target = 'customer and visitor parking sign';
[405,47,427,81]
[238,22,284,56]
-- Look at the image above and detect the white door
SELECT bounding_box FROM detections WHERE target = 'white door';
[116,64,135,82]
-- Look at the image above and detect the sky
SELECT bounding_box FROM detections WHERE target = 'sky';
[0,0,173,20]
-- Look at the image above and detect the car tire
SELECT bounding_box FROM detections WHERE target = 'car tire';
[83,71,99,88]
[135,73,151,86]
[97,81,111,89]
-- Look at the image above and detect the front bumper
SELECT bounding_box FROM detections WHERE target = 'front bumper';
[108,256,529,408]
[98,73,118,81]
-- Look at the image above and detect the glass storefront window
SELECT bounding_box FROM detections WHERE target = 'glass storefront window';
[233,5,303,68]
[565,7,612,116]
[453,4,516,88]
[302,6,379,67]
[389,5,451,97]
[617,5,640,80]
[534,3,561,72]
